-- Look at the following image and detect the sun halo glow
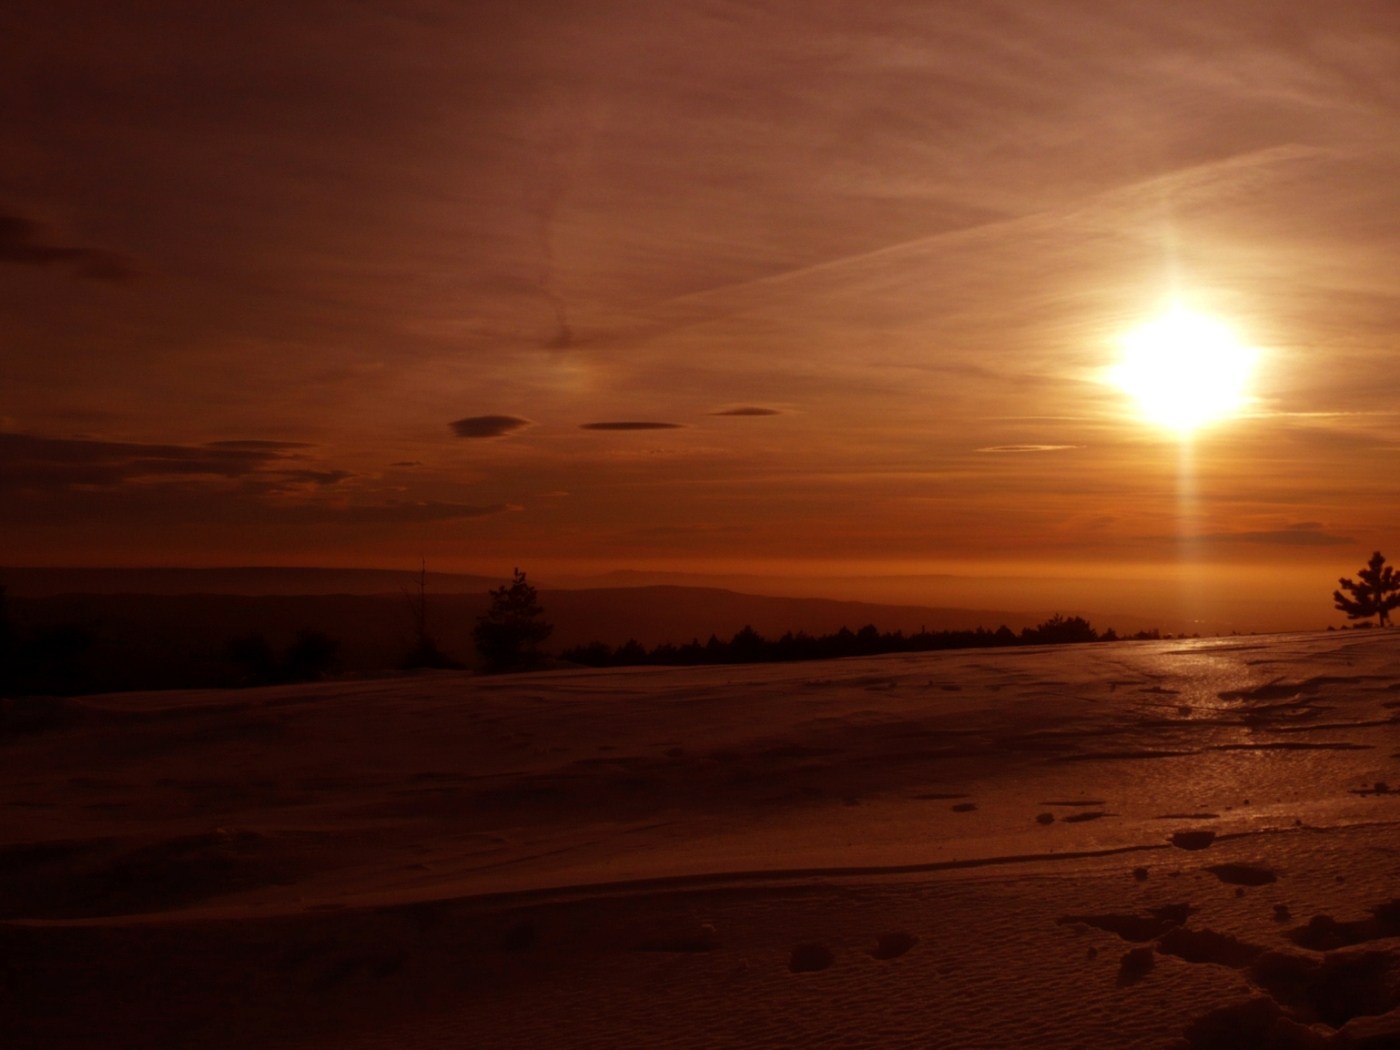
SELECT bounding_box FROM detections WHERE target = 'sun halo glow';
[1110,307,1258,434]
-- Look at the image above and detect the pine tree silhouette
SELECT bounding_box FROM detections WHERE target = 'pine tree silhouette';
[1334,551,1400,627]
[473,568,552,671]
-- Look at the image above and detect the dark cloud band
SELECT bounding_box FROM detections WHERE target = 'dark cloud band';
[711,407,781,416]
[0,432,291,488]
[0,432,350,491]
[0,432,509,528]
[206,439,313,450]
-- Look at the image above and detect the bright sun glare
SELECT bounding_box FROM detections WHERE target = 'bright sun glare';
[1111,307,1259,433]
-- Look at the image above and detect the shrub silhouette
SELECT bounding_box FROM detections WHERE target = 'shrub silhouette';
[398,634,459,671]
[0,585,98,697]
[227,629,339,686]
[227,634,278,684]
[473,568,552,671]
[1334,551,1400,627]
[282,630,340,681]
[1022,614,1099,645]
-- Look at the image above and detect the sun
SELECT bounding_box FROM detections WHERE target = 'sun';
[1109,307,1259,433]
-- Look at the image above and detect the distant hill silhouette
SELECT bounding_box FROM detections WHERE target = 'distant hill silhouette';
[536,585,1043,647]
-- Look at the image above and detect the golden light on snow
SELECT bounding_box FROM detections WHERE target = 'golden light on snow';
[1110,307,1259,433]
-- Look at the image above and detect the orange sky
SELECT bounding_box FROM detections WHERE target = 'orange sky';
[2,2,1398,625]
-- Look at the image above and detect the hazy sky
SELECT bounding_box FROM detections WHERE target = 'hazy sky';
[2,1,1398,607]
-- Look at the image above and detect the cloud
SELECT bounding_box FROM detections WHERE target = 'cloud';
[6,5,1399,570]
[976,445,1081,453]
[0,432,292,488]
[290,501,516,524]
[205,439,313,450]
[1198,523,1353,547]
[0,432,514,529]
[278,469,353,486]
[634,523,752,536]
[580,421,685,431]
[711,406,781,416]
[0,214,136,282]
[390,460,422,467]
[450,415,533,438]
[0,432,356,493]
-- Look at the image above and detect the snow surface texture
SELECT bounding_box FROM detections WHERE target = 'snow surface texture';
[5,631,1400,1047]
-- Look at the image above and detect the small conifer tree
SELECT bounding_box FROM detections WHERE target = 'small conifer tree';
[473,569,552,671]
[1334,551,1400,627]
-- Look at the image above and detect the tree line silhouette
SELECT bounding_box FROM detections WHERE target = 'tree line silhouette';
[6,553,1395,699]
[0,568,555,698]
[562,614,1164,669]
[228,567,555,682]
